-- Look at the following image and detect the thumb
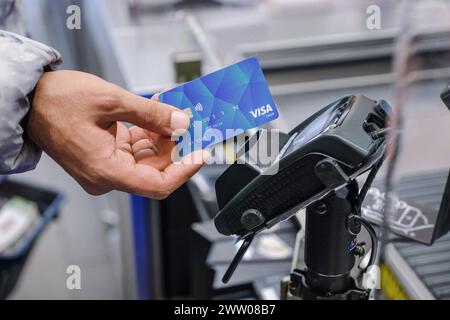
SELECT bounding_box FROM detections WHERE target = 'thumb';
[112,90,190,136]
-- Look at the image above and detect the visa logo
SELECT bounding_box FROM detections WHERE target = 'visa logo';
[249,104,273,118]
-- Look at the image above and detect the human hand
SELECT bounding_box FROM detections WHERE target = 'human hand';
[28,70,208,199]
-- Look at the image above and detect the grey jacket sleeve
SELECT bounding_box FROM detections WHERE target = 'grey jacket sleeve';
[0,30,62,174]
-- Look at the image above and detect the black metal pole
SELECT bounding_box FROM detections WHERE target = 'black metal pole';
[303,188,356,298]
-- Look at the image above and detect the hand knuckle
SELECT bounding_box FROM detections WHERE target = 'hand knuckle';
[146,101,165,127]
[96,89,121,113]
[145,106,160,125]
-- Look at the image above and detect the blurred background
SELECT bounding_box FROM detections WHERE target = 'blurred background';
[1,0,450,299]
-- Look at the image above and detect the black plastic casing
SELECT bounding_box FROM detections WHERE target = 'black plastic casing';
[214,94,388,236]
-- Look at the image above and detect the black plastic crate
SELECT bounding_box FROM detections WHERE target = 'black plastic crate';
[0,180,63,299]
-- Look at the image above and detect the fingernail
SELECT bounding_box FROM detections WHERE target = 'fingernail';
[171,111,189,131]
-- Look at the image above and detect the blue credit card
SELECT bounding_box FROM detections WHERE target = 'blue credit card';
[159,56,279,155]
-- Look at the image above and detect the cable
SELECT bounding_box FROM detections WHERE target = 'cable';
[356,157,384,212]
[222,233,255,284]
[370,128,390,140]
[352,215,378,271]
[349,157,384,271]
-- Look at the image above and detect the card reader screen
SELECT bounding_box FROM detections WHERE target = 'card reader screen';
[280,102,349,159]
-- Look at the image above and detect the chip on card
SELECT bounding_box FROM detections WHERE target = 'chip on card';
[159,57,279,155]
